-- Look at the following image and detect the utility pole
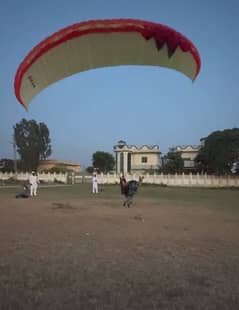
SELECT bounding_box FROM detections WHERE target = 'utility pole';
[13,134,17,178]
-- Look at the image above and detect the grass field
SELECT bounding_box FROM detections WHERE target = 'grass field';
[0,184,239,309]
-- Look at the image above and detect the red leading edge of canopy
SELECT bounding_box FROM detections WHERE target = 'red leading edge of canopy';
[14,18,201,106]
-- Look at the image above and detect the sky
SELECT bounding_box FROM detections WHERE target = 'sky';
[1,0,239,169]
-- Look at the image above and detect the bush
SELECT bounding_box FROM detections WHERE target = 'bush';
[54,178,65,184]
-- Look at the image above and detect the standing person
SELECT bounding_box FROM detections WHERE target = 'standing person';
[29,171,38,197]
[92,174,98,194]
[119,175,127,195]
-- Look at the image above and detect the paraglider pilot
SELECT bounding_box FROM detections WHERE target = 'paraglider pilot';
[120,175,127,194]
[120,175,139,207]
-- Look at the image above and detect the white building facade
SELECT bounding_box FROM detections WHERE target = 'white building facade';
[114,141,161,175]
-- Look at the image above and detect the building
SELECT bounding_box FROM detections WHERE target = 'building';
[38,160,80,173]
[114,141,161,175]
[169,145,201,169]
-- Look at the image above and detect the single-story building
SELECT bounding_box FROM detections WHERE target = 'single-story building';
[38,159,80,173]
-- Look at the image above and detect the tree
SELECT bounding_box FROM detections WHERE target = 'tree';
[14,119,52,171]
[0,159,14,172]
[195,128,239,175]
[92,151,115,173]
[162,152,184,173]
[86,166,94,174]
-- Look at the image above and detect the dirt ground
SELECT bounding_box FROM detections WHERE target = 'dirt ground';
[0,185,239,310]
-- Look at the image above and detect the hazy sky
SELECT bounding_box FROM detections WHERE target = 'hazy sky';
[1,0,239,168]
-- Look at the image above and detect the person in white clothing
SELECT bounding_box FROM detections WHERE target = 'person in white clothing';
[92,174,98,194]
[29,171,38,197]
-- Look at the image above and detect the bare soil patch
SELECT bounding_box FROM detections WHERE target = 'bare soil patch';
[0,186,239,309]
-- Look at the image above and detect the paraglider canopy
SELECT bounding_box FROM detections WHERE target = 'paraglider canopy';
[14,18,201,108]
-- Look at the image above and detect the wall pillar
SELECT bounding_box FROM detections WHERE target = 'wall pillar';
[123,152,128,175]
[116,152,120,175]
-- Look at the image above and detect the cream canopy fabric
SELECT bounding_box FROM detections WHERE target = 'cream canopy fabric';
[14,19,201,108]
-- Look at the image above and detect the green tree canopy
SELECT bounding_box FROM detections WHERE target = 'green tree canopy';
[14,119,52,171]
[162,152,184,173]
[195,128,239,175]
[86,166,94,174]
[92,151,115,173]
[0,159,14,172]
